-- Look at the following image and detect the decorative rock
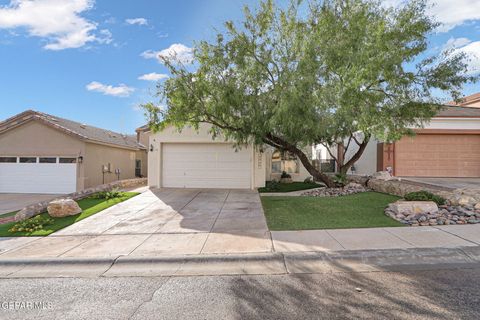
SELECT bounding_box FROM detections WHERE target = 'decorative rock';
[47,199,82,218]
[302,183,367,197]
[387,201,438,216]
[475,203,480,210]
[458,195,477,206]
[385,201,480,227]
[371,171,394,181]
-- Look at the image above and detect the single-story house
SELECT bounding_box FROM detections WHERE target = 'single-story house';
[147,93,480,190]
[147,122,315,190]
[349,93,480,178]
[0,110,147,194]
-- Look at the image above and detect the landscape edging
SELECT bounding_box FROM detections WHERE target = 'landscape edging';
[14,178,147,222]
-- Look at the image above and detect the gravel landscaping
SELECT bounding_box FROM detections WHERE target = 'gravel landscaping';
[385,203,480,227]
[301,182,368,197]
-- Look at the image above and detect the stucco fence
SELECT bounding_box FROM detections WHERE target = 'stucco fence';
[14,178,147,222]
[347,175,480,207]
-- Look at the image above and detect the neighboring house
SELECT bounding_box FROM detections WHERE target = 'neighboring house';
[0,110,146,194]
[135,124,151,179]
[348,93,480,178]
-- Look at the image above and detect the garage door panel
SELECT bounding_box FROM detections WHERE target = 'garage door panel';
[395,134,480,177]
[162,143,251,189]
[0,163,76,194]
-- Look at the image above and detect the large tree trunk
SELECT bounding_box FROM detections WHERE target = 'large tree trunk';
[264,133,336,188]
[338,137,370,175]
[294,150,337,188]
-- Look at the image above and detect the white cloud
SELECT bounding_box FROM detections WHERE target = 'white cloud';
[86,81,134,97]
[383,0,480,32]
[0,0,111,50]
[442,37,472,51]
[138,72,169,81]
[453,41,480,75]
[125,18,148,26]
[141,43,193,64]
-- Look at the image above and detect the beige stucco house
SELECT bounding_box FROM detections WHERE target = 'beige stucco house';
[0,110,147,194]
[147,123,313,190]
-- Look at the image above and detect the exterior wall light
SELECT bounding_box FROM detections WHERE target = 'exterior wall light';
[78,156,83,164]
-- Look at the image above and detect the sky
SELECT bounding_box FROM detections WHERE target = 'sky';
[0,0,479,134]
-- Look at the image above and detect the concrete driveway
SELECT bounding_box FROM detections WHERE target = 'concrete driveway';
[402,177,480,190]
[1,188,271,257]
[0,193,60,215]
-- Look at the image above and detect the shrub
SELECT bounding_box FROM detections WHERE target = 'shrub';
[304,177,313,183]
[281,171,291,179]
[92,188,126,200]
[333,173,347,187]
[9,215,54,234]
[264,180,280,191]
[404,191,446,205]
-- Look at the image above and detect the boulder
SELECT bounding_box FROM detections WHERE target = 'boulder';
[388,200,438,216]
[47,199,82,218]
[371,171,393,181]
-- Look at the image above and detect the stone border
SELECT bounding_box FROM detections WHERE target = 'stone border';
[347,174,456,201]
[14,178,147,222]
[365,178,480,207]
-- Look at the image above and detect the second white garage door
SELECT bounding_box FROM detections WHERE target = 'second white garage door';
[162,143,251,189]
[0,157,77,194]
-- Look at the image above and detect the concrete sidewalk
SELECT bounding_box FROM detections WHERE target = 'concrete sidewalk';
[1,224,479,259]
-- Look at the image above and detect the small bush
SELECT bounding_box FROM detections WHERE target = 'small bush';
[92,188,126,200]
[264,180,280,191]
[9,215,54,234]
[404,191,446,205]
[281,171,291,179]
[333,173,347,187]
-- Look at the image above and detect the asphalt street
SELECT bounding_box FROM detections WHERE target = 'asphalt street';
[0,266,479,320]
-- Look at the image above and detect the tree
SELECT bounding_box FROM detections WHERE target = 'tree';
[143,0,475,188]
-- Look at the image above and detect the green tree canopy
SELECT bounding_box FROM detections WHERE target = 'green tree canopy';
[144,0,475,187]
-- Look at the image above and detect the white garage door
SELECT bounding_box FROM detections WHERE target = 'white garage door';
[0,157,77,194]
[162,143,251,189]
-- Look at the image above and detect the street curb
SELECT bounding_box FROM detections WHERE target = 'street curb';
[0,247,479,266]
[0,247,479,277]
[0,257,117,266]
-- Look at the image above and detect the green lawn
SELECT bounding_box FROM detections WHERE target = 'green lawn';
[258,181,322,193]
[0,192,139,237]
[261,192,403,230]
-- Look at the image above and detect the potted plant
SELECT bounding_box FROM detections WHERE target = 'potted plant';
[280,171,293,184]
